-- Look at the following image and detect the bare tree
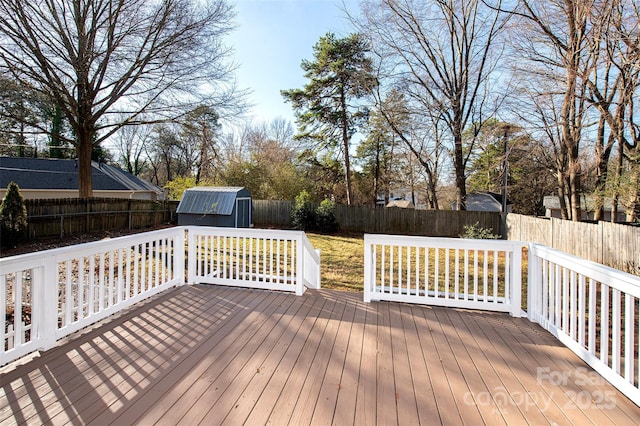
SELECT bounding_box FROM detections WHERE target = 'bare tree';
[113,120,151,175]
[0,0,241,197]
[356,0,510,209]
[502,0,601,221]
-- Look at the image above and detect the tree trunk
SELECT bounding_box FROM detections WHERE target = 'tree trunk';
[453,126,466,210]
[340,87,353,205]
[77,134,93,198]
[373,134,381,206]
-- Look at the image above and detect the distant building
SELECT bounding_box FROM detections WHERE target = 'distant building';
[451,192,512,212]
[386,199,415,209]
[543,195,626,222]
[176,186,252,227]
[0,157,164,200]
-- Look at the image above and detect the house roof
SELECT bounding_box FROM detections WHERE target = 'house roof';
[475,191,511,206]
[0,157,163,195]
[386,199,414,208]
[176,187,249,215]
[543,195,625,212]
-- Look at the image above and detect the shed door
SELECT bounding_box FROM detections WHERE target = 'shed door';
[236,197,251,227]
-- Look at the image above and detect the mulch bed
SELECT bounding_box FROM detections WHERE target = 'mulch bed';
[1,224,175,258]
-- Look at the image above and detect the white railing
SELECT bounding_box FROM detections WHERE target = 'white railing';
[188,227,320,295]
[364,234,524,317]
[2,226,322,367]
[1,227,185,367]
[528,243,640,406]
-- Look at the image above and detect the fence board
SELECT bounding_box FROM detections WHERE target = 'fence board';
[252,200,502,237]
[24,198,178,240]
[507,213,639,275]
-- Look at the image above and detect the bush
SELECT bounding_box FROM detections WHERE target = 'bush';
[291,191,339,233]
[460,222,500,239]
[291,190,316,231]
[316,199,338,232]
[1,181,28,248]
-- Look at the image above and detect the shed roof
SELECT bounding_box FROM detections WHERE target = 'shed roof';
[176,187,249,215]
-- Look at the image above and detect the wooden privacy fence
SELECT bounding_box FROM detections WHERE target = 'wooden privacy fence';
[253,200,502,237]
[24,198,179,240]
[507,214,639,275]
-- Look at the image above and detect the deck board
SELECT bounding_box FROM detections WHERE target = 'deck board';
[1,285,639,425]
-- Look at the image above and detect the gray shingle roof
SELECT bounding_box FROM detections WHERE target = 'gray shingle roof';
[0,157,162,194]
[176,187,250,215]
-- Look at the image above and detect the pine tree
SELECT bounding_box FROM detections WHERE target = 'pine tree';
[0,181,28,248]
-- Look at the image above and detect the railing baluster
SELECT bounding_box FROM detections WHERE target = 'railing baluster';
[89,255,96,315]
[483,250,488,302]
[15,273,23,346]
[473,250,478,301]
[578,274,586,347]
[118,248,124,303]
[624,293,634,383]
[78,257,85,320]
[588,278,596,354]
[612,289,621,374]
[454,249,459,298]
[493,250,498,304]
[65,260,72,326]
[434,248,439,298]
[601,284,610,366]
[445,249,450,299]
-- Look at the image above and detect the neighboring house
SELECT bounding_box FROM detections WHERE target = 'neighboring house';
[543,195,626,222]
[177,187,252,227]
[451,192,512,212]
[0,157,165,200]
[386,199,415,209]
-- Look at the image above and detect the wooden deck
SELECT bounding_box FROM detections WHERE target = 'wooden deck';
[1,285,639,425]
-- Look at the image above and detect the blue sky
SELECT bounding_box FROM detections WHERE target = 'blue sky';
[228,0,359,125]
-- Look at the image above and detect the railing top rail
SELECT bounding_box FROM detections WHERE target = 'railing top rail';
[187,226,305,240]
[365,233,525,250]
[301,233,320,263]
[1,227,185,265]
[530,243,640,296]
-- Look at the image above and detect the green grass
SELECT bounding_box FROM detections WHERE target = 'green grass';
[306,233,364,292]
[306,232,528,311]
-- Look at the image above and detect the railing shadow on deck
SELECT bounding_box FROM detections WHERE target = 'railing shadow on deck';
[2,226,638,409]
[1,226,321,368]
[363,233,640,407]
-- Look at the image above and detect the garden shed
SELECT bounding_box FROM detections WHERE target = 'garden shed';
[176,187,252,227]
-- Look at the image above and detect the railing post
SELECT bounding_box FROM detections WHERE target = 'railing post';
[187,227,196,285]
[527,243,539,323]
[315,249,321,289]
[364,235,372,303]
[510,243,522,317]
[296,233,304,296]
[175,227,186,285]
[39,256,58,350]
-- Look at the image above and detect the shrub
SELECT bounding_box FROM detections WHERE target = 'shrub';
[1,181,28,248]
[460,222,500,239]
[291,190,316,231]
[316,199,339,232]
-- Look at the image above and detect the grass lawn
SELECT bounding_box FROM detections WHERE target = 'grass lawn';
[306,232,364,292]
[305,232,528,311]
